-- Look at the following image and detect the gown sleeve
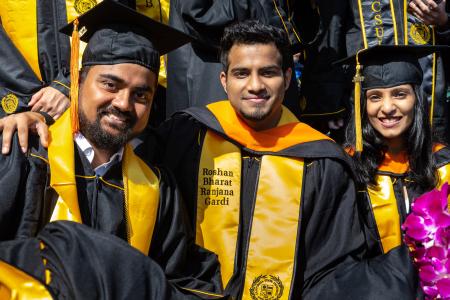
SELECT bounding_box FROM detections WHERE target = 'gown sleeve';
[0,221,227,299]
[0,133,47,240]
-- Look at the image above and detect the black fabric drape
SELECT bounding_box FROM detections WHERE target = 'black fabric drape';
[0,221,226,299]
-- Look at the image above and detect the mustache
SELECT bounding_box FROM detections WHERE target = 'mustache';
[97,105,136,127]
[243,92,270,99]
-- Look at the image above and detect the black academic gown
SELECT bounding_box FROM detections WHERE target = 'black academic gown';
[149,100,415,299]
[0,133,222,296]
[0,221,225,299]
[359,145,450,256]
[326,145,450,300]
[289,0,352,125]
[166,0,302,118]
[0,1,72,117]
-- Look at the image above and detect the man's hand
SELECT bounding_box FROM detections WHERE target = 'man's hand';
[0,112,49,155]
[409,0,448,27]
[28,86,70,120]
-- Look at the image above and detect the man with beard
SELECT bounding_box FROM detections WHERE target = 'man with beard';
[0,1,222,297]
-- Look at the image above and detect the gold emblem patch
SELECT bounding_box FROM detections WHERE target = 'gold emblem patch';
[74,0,97,14]
[1,93,19,114]
[250,275,284,300]
[410,23,431,45]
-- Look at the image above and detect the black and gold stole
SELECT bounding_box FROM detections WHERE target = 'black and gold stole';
[195,101,331,299]
[367,152,409,253]
[368,144,450,253]
[47,110,160,255]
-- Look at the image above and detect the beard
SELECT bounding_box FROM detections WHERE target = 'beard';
[239,104,271,121]
[79,104,137,152]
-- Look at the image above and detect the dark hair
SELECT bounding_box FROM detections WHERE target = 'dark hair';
[79,66,92,84]
[345,85,437,190]
[219,20,292,73]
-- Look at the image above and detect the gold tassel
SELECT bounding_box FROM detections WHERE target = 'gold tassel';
[70,19,80,133]
[353,52,364,152]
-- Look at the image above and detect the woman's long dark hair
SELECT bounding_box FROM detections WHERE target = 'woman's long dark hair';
[345,85,437,190]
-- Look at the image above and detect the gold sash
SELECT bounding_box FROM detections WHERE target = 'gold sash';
[122,143,160,255]
[242,155,303,300]
[195,101,329,294]
[0,260,52,300]
[437,164,450,189]
[437,163,450,208]
[48,110,159,254]
[196,131,241,287]
[0,0,41,79]
[196,133,304,299]
[369,159,450,254]
[367,175,401,253]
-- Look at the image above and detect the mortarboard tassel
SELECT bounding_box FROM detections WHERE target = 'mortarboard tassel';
[70,19,80,133]
[353,52,364,152]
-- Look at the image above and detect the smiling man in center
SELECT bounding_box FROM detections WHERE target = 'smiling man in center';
[151,20,374,299]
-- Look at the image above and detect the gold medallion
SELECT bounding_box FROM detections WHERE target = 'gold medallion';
[410,23,431,45]
[74,0,97,14]
[1,93,19,114]
[249,275,284,300]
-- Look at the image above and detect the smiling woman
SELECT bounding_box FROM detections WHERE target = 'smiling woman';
[343,46,444,190]
[365,84,416,152]
[343,46,450,296]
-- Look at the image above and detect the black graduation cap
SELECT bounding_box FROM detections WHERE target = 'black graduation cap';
[336,45,449,152]
[337,45,449,90]
[59,0,192,133]
[60,0,191,72]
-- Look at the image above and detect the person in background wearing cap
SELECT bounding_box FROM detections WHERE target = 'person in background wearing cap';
[0,1,223,298]
[343,45,450,297]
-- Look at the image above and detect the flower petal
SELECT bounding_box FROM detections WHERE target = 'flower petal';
[436,277,450,298]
